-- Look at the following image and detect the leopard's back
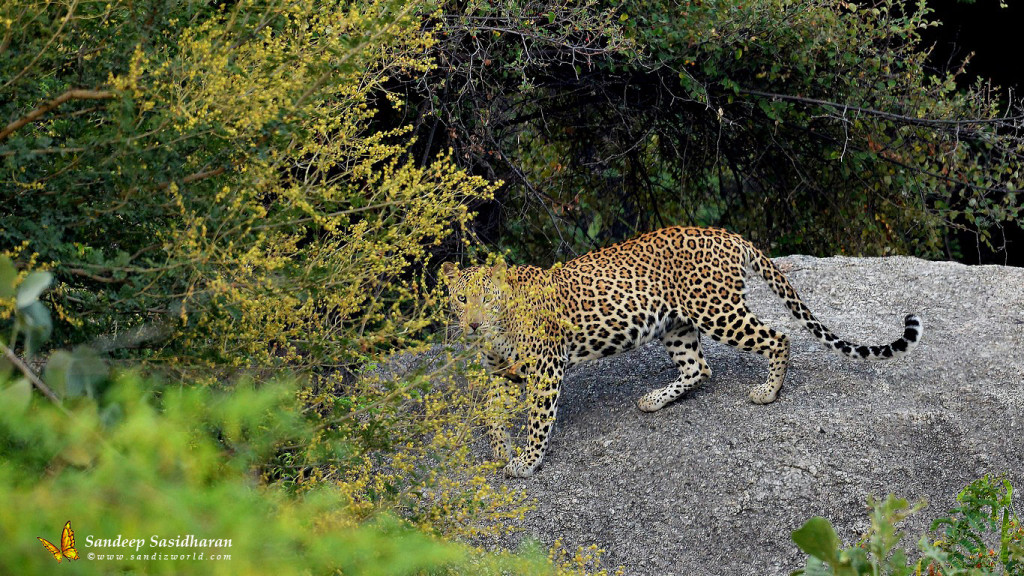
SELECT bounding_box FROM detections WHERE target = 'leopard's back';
[551,227,750,364]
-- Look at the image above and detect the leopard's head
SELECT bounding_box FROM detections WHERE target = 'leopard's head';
[440,260,507,339]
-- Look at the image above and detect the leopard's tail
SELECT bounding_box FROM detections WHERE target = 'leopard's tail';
[742,243,922,361]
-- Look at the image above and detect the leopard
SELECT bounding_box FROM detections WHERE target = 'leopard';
[441,226,922,478]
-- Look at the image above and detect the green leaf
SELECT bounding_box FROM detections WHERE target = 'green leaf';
[889,549,909,574]
[0,256,16,300]
[99,401,124,427]
[792,556,831,576]
[15,270,53,309]
[43,350,73,397]
[0,354,12,383]
[17,300,52,354]
[0,378,32,414]
[69,346,108,398]
[44,347,108,398]
[587,212,603,240]
[793,517,842,564]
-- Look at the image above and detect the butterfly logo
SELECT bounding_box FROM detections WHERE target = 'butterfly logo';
[38,521,79,563]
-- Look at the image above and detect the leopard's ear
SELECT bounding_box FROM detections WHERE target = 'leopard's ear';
[440,262,460,284]
[491,258,507,286]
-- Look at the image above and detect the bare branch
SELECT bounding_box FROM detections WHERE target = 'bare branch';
[0,89,116,142]
[1,343,66,409]
[155,166,228,189]
[738,88,1024,129]
[66,268,126,284]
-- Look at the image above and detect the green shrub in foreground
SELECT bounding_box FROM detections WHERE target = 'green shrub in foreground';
[792,477,1024,576]
[0,257,626,575]
[0,369,559,575]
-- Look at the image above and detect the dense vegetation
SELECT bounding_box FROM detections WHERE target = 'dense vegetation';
[400,0,1024,263]
[1,0,1021,573]
[792,476,1024,575]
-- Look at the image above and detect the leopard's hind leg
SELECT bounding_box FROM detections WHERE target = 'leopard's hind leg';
[697,304,790,404]
[638,318,712,412]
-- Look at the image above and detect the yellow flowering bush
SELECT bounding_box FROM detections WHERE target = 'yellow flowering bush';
[0,1,625,572]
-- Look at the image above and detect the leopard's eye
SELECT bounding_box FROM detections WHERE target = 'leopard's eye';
[456,295,467,304]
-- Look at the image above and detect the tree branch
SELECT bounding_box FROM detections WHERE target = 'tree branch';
[66,268,126,284]
[738,88,1024,129]
[0,89,116,142]
[1,343,65,408]
[157,166,227,189]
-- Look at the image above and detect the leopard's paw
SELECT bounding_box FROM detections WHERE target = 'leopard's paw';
[503,455,540,478]
[637,391,668,412]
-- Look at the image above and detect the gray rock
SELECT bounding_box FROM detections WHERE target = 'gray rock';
[485,255,1024,575]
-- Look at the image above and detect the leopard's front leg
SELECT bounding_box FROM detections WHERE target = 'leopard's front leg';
[485,382,513,464]
[481,350,521,464]
[504,359,564,478]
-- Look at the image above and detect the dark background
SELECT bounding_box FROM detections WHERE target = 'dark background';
[926,0,1024,94]
[925,0,1024,265]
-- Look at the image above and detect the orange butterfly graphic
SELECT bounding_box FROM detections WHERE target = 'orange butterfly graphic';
[38,521,79,563]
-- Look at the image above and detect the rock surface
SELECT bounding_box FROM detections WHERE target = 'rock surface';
[487,255,1024,575]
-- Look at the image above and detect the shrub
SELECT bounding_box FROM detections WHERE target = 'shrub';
[1,0,497,376]
[412,0,1024,263]
[1,255,620,575]
[928,475,1024,574]
[791,477,1024,576]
